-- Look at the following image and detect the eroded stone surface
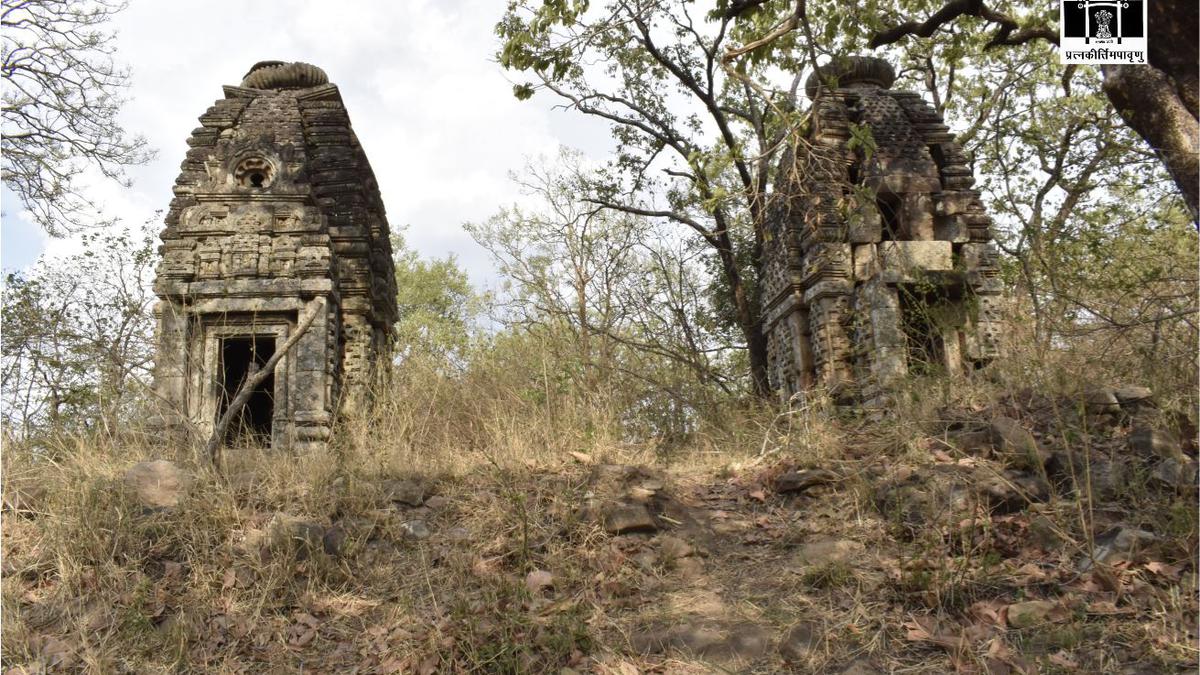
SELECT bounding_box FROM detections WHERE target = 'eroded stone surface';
[762,55,1004,404]
[150,61,398,451]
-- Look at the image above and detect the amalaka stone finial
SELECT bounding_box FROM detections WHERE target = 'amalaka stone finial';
[240,61,329,90]
[804,55,896,99]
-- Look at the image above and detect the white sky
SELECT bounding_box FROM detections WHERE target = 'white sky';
[0,0,614,287]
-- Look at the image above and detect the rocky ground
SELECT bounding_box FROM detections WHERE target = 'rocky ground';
[2,385,1197,673]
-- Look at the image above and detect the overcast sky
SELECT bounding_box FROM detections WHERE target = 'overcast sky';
[0,0,614,286]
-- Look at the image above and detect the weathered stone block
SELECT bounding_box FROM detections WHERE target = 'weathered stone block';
[853,244,879,280]
[879,241,952,275]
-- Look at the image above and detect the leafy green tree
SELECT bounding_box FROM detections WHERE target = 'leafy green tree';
[497,0,811,396]
[1,226,157,435]
[391,230,484,366]
[715,0,1198,220]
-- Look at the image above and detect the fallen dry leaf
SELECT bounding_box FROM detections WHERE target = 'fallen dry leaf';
[1143,561,1183,581]
[1049,650,1080,669]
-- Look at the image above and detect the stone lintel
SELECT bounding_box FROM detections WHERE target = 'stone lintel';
[163,278,335,299]
[222,85,263,99]
[803,278,853,304]
[878,241,952,276]
[189,295,333,315]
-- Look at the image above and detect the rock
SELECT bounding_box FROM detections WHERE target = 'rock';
[796,538,864,566]
[399,520,431,540]
[778,622,820,661]
[625,486,658,503]
[264,513,325,559]
[1027,515,1069,551]
[1081,457,1128,502]
[1079,525,1158,571]
[876,462,1049,531]
[775,469,839,494]
[1084,388,1121,414]
[123,460,191,509]
[322,525,346,556]
[674,556,704,580]
[525,569,554,594]
[1006,600,1060,628]
[380,479,424,507]
[602,503,657,534]
[446,526,470,543]
[989,416,1049,470]
[1151,457,1199,492]
[423,495,450,510]
[1113,385,1153,406]
[948,428,994,456]
[656,534,694,561]
[1128,427,1183,460]
[976,470,1049,514]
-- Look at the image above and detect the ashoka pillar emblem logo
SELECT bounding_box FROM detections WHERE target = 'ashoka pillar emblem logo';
[1061,0,1148,64]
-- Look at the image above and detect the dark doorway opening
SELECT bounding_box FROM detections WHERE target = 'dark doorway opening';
[899,288,946,376]
[218,335,276,445]
[876,192,902,240]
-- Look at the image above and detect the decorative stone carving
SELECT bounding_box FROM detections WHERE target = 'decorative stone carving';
[233,156,275,188]
[762,55,1006,405]
[151,61,398,451]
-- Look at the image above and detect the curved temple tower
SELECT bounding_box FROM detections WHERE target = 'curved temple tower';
[762,56,1004,405]
[152,61,398,450]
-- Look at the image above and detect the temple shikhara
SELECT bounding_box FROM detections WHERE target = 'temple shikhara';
[149,55,1005,452]
[151,61,397,450]
[761,56,1004,405]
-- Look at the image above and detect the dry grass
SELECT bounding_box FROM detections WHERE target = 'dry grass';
[2,323,1197,673]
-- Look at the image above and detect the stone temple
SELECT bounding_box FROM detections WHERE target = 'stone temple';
[152,61,397,450]
[761,56,1003,405]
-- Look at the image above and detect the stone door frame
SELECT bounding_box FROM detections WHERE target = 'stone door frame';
[194,314,295,447]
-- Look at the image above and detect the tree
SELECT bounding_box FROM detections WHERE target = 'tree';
[1,225,157,436]
[716,0,1198,221]
[391,230,485,366]
[468,150,738,404]
[497,0,808,397]
[469,151,744,439]
[937,42,1197,370]
[2,0,152,236]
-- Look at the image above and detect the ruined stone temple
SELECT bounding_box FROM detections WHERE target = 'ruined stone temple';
[761,56,1004,404]
[152,61,398,450]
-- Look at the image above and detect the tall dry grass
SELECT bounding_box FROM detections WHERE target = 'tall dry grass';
[1,294,1195,671]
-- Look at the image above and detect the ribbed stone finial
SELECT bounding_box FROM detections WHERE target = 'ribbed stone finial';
[240,61,329,90]
[804,55,896,99]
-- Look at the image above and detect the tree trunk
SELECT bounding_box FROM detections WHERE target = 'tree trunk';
[717,245,772,398]
[1102,65,1199,222]
[1105,0,1199,222]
